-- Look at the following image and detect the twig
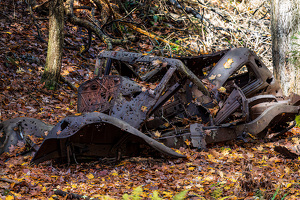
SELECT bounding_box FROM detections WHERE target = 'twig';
[28,92,42,107]
[59,75,77,91]
[54,189,99,200]
[26,0,46,43]
[169,0,207,51]
[0,178,20,184]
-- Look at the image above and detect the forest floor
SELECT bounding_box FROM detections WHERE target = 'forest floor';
[1,0,300,199]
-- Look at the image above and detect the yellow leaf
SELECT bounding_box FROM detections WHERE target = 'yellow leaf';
[75,113,82,116]
[188,167,195,171]
[184,139,191,146]
[42,186,47,192]
[248,133,257,139]
[141,106,147,112]
[154,131,161,137]
[163,123,170,127]
[175,149,182,154]
[5,32,12,34]
[224,186,231,190]
[286,183,292,188]
[209,74,216,80]
[5,195,14,200]
[162,191,173,198]
[86,173,94,179]
[218,87,226,93]
[80,45,85,53]
[224,58,234,69]
[219,196,237,200]
[111,170,118,176]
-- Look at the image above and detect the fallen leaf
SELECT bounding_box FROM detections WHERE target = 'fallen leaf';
[141,106,147,112]
[154,131,161,137]
[208,74,216,80]
[5,195,14,200]
[86,173,94,179]
[224,58,234,69]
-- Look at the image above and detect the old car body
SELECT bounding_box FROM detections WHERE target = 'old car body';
[27,48,300,163]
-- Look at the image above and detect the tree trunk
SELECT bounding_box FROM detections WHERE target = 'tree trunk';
[42,0,64,90]
[271,0,300,95]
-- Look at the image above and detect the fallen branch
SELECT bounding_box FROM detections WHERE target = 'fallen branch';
[65,0,128,50]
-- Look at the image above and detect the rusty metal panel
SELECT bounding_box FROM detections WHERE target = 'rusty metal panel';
[32,112,186,164]
[77,76,120,113]
[0,118,53,154]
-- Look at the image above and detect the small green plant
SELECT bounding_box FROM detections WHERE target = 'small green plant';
[271,186,280,200]
[211,187,223,199]
[173,190,189,200]
[295,115,300,127]
[122,186,143,200]
[122,186,188,200]
[151,191,163,200]
[255,189,264,199]
[289,32,300,66]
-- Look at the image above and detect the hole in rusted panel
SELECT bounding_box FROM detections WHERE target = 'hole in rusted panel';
[61,121,69,130]
[266,77,273,84]
[91,85,98,90]
[255,58,262,68]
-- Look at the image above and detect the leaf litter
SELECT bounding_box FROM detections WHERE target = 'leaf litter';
[0,0,300,199]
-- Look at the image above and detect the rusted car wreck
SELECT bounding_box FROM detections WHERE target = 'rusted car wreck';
[1,48,300,163]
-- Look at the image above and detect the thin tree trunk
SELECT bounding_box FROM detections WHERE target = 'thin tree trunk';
[271,0,300,95]
[42,0,64,90]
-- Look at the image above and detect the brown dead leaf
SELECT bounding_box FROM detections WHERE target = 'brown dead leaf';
[56,130,62,135]
[152,59,162,67]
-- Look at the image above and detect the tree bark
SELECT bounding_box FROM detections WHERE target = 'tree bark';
[42,0,64,90]
[271,0,300,95]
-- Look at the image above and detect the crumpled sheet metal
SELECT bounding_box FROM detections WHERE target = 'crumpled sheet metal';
[207,48,282,97]
[94,48,300,147]
[32,112,185,163]
[98,50,209,96]
[78,67,180,129]
[0,118,53,154]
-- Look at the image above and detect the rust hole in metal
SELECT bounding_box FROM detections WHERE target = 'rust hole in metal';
[61,121,69,131]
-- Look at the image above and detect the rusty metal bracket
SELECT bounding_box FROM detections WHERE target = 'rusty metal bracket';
[190,123,207,150]
[214,87,248,125]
